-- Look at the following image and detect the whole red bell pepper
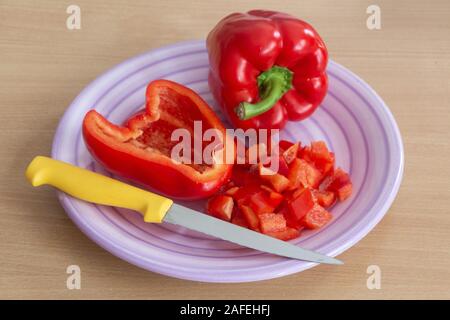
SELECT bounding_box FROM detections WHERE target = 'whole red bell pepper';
[207,10,328,129]
[83,80,233,200]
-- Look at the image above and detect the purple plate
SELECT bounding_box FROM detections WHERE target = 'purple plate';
[52,40,404,282]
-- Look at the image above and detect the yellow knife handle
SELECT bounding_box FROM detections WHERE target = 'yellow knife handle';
[25,156,173,223]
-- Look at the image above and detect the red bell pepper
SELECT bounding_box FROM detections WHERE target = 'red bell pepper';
[83,80,233,200]
[207,10,328,129]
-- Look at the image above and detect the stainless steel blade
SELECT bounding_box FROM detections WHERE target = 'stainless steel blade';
[163,203,343,265]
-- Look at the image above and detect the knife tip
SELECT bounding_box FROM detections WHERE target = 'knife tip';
[320,257,344,265]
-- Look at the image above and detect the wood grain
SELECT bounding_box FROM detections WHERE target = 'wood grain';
[1,0,449,299]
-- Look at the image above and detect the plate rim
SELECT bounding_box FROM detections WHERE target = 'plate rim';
[51,40,404,283]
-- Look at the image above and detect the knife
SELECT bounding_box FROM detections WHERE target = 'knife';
[25,156,342,265]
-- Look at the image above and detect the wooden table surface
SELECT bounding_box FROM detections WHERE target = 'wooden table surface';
[1,0,449,299]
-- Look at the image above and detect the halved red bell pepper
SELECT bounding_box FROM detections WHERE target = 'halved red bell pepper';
[83,80,233,200]
[207,10,328,129]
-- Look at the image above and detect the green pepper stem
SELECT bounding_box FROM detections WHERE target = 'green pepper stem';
[235,66,293,121]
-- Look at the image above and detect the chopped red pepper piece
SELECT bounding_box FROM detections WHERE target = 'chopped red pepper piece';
[260,185,276,193]
[248,191,275,215]
[231,165,261,187]
[261,153,290,177]
[231,207,249,228]
[300,204,333,229]
[278,140,294,151]
[247,189,284,215]
[282,142,300,165]
[259,165,290,193]
[225,186,240,196]
[277,156,290,176]
[313,190,336,208]
[206,195,234,221]
[240,205,260,231]
[311,141,331,159]
[231,215,249,228]
[323,168,353,201]
[244,143,270,166]
[286,188,315,222]
[288,158,323,189]
[232,184,262,205]
[301,141,335,175]
[336,184,352,202]
[265,227,301,241]
[267,189,284,206]
[259,213,287,233]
